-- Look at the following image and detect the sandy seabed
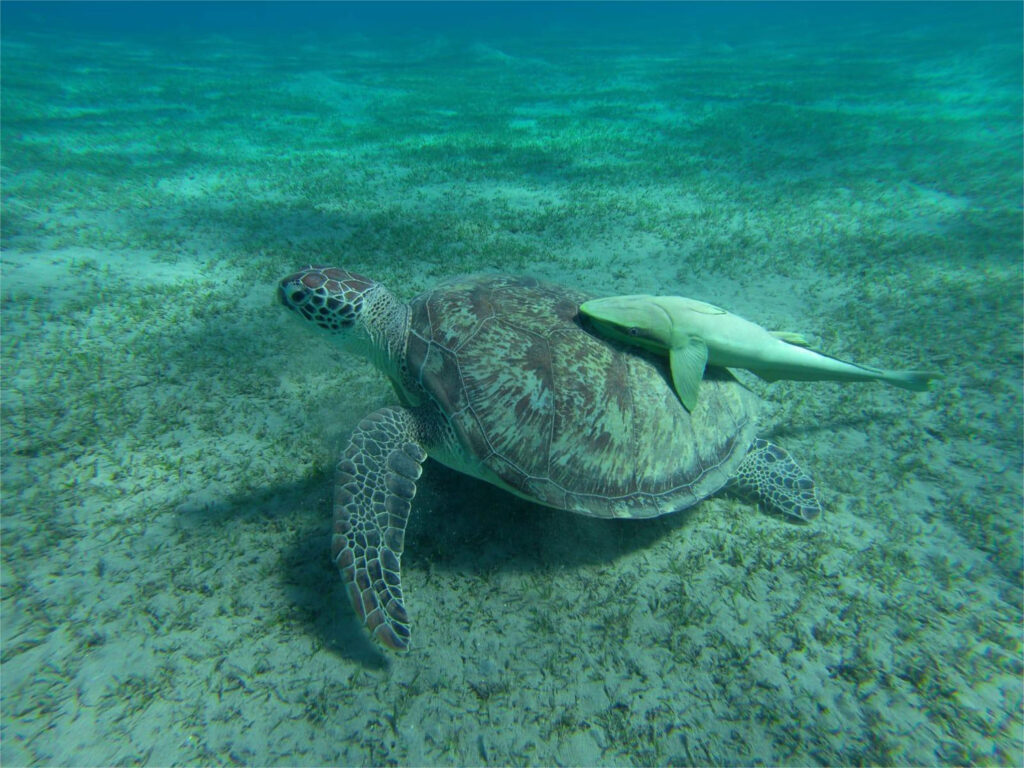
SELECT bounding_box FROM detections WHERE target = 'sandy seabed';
[2,9,1021,766]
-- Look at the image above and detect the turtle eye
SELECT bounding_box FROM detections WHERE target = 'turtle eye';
[278,280,311,308]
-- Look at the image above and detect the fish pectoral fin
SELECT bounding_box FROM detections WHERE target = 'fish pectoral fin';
[770,331,812,347]
[669,337,709,412]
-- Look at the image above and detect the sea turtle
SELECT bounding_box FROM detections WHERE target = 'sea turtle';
[278,267,822,650]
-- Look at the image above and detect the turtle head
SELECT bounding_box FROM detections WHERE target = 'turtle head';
[278,265,378,334]
[278,265,409,377]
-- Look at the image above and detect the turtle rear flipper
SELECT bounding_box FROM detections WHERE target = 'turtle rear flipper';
[334,406,428,650]
[727,438,822,522]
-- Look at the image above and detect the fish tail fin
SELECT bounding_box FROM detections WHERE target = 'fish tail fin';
[882,369,943,391]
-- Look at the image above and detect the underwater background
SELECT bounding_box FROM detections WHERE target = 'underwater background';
[1,1,1021,765]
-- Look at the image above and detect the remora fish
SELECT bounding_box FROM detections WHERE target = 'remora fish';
[579,294,941,412]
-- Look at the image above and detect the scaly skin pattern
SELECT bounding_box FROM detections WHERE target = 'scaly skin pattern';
[728,438,821,522]
[333,406,428,650]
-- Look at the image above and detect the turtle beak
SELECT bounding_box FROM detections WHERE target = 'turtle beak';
[277,273,311,313]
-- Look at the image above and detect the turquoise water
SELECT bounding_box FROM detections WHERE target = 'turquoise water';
[2,2,1021,765]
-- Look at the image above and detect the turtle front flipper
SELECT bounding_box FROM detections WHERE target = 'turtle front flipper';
[334,406,428,650]
[727,438,822,522]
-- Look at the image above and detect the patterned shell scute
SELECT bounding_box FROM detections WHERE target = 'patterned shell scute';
[405,275,759,519]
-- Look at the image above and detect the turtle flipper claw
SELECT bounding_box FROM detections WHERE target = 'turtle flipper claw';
[333,406,427,650]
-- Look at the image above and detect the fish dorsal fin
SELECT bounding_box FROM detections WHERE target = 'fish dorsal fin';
[770,331,812,347]
[669,337,709,412]
[687,299,728,315]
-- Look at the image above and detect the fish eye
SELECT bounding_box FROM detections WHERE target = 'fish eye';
[627,327,640,336]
